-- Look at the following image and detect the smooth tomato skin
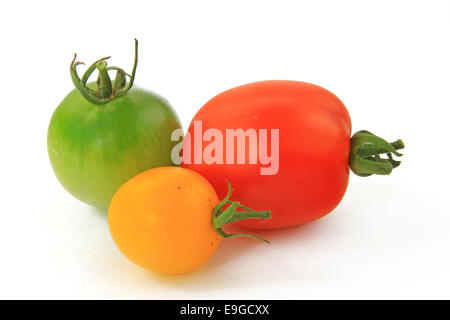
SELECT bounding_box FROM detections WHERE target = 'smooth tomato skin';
[182,80,351,230]
[108,167,221,275]
[48,87,182,210]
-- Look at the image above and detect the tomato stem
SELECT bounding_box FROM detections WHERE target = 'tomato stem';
[212,180,271,243]
[349,130,405,177]
[95,60,113,98]
[69,39,138,105]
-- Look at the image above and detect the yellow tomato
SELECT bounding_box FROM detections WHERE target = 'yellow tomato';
[108,167,221,275]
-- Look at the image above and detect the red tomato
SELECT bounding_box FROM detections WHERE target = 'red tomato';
[181,80,352,230]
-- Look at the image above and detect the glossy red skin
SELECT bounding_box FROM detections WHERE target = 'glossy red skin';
[182,80,351,229]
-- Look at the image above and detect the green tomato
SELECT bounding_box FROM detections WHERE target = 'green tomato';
[47,40,182,210]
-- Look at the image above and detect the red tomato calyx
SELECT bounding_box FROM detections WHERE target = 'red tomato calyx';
[212,180,271,243]
[70,39,138,105]
[349,130,405,177]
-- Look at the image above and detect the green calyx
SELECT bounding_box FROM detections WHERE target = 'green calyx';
[212,180,271,243]
[349,130,405,177]
[70,39,138,105]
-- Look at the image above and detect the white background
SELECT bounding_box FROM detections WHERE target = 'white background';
[1,0,449,299]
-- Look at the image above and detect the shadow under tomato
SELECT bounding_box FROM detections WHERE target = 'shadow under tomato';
[150,236,261,286]
[88,206,108,216]
[150,212,339,290]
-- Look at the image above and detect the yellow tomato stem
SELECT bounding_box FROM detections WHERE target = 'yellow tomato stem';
[212,180,271,243]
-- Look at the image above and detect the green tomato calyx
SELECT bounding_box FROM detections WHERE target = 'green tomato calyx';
[349,130,405,177]
[70,39,138,105]
[212,180,271,243]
